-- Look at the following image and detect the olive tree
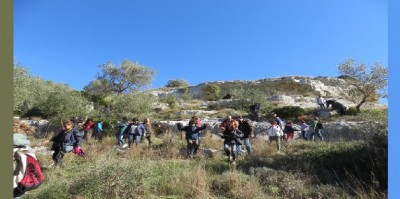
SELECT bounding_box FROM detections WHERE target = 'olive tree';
[84,60,157,96]
[165,79,190,88]
[13,64,53,115]
[338,58,388,113]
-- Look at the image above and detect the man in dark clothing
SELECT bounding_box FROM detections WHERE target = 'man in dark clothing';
[249,103,261,121]
[177,121,207,158]
[44,120,84,166]
[237,116,254,154]
[219,121,244,164]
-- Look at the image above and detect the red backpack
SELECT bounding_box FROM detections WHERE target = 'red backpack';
[14,151,44,195]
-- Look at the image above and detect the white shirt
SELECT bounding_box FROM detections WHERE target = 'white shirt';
[268,125,283,136]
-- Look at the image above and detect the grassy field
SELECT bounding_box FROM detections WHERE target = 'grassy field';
[24,127,387,199]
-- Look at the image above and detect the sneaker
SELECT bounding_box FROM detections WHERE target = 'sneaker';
[122,144,128,148]
[241,149,246,153]
[232,161,236,165]
[228,156,233,162]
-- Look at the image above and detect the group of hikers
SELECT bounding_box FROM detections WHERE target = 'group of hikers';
[13,96,331,198]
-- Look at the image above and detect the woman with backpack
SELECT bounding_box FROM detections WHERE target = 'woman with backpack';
[43,120,85,167]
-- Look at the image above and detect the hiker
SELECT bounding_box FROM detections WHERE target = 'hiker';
[249,103,261,121]
[177,120,208,158]
[299,120,309,140]
[219,120,244,164]
[13,120,44,198]
[71,116,81,130]
[190,115,202,127]
[219,115,234,132]
[268,120,283,151]
[316,95,326,109]
[127,118,147,148]
[271,112,286,141]
[43,120,85,167]
[116,117,129,148]
[309,117,324,141]
[93,120,104,141]
[237,116,254,154]
[82,118,95,140]
[143,118,153,146]
[283,121,297,142]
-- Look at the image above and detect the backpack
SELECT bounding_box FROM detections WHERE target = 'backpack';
[14,150,44,196]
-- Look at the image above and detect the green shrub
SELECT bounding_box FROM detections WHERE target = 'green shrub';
[165,79,190,87]
[271,106,305,120]
[346,106,358,116]
[202,84,221,101]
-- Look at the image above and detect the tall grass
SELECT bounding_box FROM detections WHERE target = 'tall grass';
[26,128,387,199]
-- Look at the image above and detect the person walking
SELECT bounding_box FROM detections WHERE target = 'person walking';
[237,116,254,154]
[93,120,104,141]
[309,117,324,141]
[82,118,95,140]
[268,120,283,151]
[116,117,129,148]
[43,120,85,167]
[219,122,244,164]
[316,95,326,109]
[127,118,147,148]
[299,120,309,140]
[143,118,153,146]
[177,120,207,158]
[283,121,296,142]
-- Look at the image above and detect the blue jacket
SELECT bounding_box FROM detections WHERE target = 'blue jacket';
[117,122,129,135]
[50,129,83,151]
[95,122,103,133]
[178,124,207,140]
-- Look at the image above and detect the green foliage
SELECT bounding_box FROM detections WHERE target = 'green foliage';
[271,106,305,120]
[202,84,221,101]
[38,85,94,121]
[357,108,388,123]
[13,64,94,120]
[110,91,156,119]
[83,60,157,96]
[159,94,179,109]
[346,106,358,116]
[230,86,273,114]
[338,58,388,112]
[165,78,190,88]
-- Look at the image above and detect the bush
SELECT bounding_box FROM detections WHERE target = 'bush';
[346,107,358,116]
[165,79,190,88]
[202,84,221,101]
[271,106,305,120]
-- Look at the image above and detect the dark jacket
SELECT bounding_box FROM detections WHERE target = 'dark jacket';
[238,120,253,138]
[283,124,297,134]
[50,129,83,151]
[178,124,207,140]
[221,128,244,144]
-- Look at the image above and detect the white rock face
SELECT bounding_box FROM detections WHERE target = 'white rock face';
[147,76,385,110]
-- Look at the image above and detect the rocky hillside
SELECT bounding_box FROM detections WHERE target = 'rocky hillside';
[148,76,385,109]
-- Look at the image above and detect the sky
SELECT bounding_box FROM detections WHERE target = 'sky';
[14,0,387,93]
